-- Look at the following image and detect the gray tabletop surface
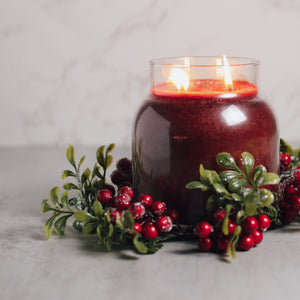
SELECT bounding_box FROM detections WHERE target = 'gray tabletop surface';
[1,146,300,300]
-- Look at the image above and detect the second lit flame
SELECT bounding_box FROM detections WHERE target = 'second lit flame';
[217,54,233,90]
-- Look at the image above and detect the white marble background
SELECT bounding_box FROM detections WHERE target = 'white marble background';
[1,0,300,147]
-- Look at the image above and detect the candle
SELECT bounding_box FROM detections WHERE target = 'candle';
[133,56,278,224]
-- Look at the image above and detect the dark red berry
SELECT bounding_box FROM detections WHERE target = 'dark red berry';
[109,208,121,224]
[97,189,113,205]
[111,170,126,186]
[118,186,134,199]
[252,230,263,245]
[142,222,158,240]
[118,181,132,188]
[217,235,232,253]
[257,214,271,231]
[156,216,173,233]
[280,153,291,166]
[138,194,153,208]
[228,220,237,236]
[133,222,142,233]
[195,222,212,238]
[151,201,166,216]
[242,217,259,234]
[198,237,213,252]
[238,235,254,251]
[213,210,226,222]
[281,211,298,224]
[114,193,131,210]
[128,202,146,219]
[116,158,132,174]
[166,209,180,222]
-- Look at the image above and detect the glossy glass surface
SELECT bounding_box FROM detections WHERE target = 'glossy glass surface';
[132,91,278,224]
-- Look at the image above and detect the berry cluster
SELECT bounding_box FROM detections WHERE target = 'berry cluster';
[97,158,179,241]
[279,153,300,224]
[195,213,270,253]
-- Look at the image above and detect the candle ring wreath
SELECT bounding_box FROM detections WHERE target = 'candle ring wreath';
[41,138,300,259]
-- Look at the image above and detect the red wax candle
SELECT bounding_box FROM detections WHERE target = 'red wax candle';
[132,57,279,224]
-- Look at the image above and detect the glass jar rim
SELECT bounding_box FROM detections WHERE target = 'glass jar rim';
[150,56,260,68]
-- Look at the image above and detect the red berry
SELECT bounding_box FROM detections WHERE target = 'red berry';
[213,210,226,222]
[114,193,131,210]
[103,184,116,196]
[257,214,271,231]
[128,202,146,219]
[285,184,297,195]
[166,209,180,222]
[238,235,254,251]
[118,186,134,199]
[280,153,291,166]
[228,220,237,236]
[109,208,121,224]
[217,235,232,253]
[290,195,300,210]
[292,169,300,185]
[138,194,153,208]
[116,158,132,174]
[198,237,213,252]
[133,222,142,233]
[156,216,173,233]
[142,222,158,240]
[252,230,263,245]
[195,222,212,238]
[97,189,113,205]
[242,217,259,234]
[281,211,298,224]
[151,201,166,216]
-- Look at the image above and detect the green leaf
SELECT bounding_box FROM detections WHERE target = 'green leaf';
[241,152,255,177]
[63,183,79,191]
[216,152,237,169]
[122,210,134,229]
[73,195,82,210]
[78,155,86,170]
[206,170,222,185]
[106,155,113,168]
[97,224,104,242]
[66,145,76,168]
[199,164,210,185]
[96,146,105,167]
[44,215,56,238]
[219,171,240,184]
[82,222,98,234]
[280,138,294,155]
[133,234,148,254]
[261,173,280,186]
[231,193,241,201]
[81,168,91,184]
[212,183,230,195]
[73,220,83,232]
[106,143,115,154]
[244,191,257,216]
[74,210,97,222]
[206,194,219,212]
[93,200,103,218]
[108,223,114,238]
[41,199,52,213]
[258,188,275,206]
[228,179,247,193]
[252,165,266,187]
[60,191,71,210]
[49,187,59,206]
[61,170,76,179]
[186,181,209,191]
[54,215,71,236]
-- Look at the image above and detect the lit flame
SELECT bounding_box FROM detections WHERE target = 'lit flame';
[216,55,233,90]
[168,57,190,90]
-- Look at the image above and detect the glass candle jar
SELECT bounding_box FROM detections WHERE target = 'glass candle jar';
[132,56,279,224]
